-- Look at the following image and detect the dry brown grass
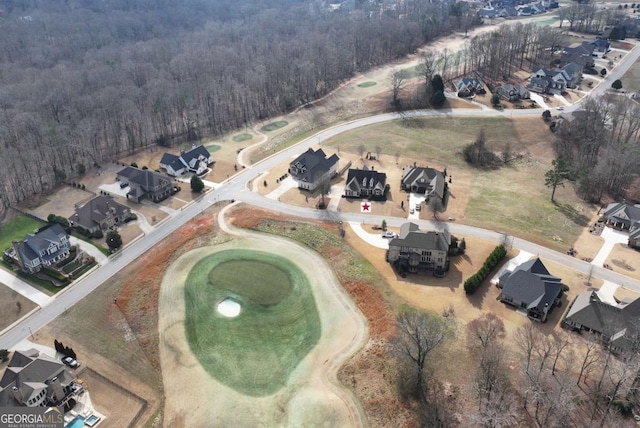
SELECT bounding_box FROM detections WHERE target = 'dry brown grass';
[0,284,37,332]
[606,244,640,281]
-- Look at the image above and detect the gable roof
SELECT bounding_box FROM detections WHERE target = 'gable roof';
[454,77,484,92]
[160,153,184,172]
[496,83,530,98]
[289,148,340,183]
[17,224,68,264]
[69,195,129,230]
[604,202,640,228]
[180,145,212,165]
[500,257,563,312]
[345,167,387,194]
[401,166,445,199]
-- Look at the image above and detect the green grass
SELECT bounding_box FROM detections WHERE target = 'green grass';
[184,249,320,396]
[62,260,82,274]
[260,121,289,132]
[232,133,253,142]
[69,231,110,256]
[400,64,423,79]
[208,260,292,305]
[204,144,221,152]
[534,16,559,27]
[357,81,377,88]
[17,271,64,294]
[0,215,45,251]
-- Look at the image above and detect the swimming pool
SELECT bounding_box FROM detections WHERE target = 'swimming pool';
[65,415,85,428]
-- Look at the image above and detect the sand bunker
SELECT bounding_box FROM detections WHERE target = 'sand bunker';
[217,298,241,317]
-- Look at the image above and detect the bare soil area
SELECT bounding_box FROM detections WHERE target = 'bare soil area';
[0,284,37,332]
[606,244,640,281]
[30,186,95,219]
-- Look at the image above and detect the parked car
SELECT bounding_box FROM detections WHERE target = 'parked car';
[119,182,129,188]
[381,231,398,239]
[415,203,421,211]
[61,356,79,368]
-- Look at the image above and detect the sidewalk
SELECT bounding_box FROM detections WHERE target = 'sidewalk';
[0,268,52,307]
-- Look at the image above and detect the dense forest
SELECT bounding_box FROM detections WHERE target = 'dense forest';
[0,0,477,208]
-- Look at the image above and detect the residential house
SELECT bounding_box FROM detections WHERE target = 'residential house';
[288,148,340,191]
[344,166,387,200]
[478,8,501,18]
[7,224,70,274]
[0,349,77,408]
[69,195,133,234]
[497,257,564,322]
[603,202,640,249]
[527,63,581,95]
[386,223,451,275]
[495,83,531,101]
[160,145,214,177]
[117,166,174,203]
[563,290,640,352]
[588,38,610,58]
[401,166,446,204]
[453,77,486,97]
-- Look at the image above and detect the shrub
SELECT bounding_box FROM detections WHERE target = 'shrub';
[464,245,507,294]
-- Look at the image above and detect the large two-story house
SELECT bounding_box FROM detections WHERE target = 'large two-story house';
[497,257,564,323]
[0,349,77,408]
[160,145,214,177]
[288,148,339,191]
[8,224,71,273]
[344,167,387,200]
[528,63,582,95]
[386,223,451,276]
[400,166,446,204]
[453,77,486,97]
[563,290,640,353]
[117,166,174,203]
[69,195,133,234]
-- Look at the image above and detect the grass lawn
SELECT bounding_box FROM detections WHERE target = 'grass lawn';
[184,249,320,396]
[622,57,640,92]
[357,81,377,88]
[16,271,63,295]
[323,116,593,249]
[260,121,289,132]
[70,231,110,256]
[232,133,253,142]
[0,215,45,251]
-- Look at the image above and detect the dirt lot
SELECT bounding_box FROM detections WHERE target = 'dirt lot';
[0,284,37,332]
[30,186,95,219]
[606,244,640,281]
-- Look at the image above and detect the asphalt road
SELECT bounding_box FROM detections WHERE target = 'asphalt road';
[2,41,640,350]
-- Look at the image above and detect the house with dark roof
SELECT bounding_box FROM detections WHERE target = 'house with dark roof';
[453,78,486,97]
[288,148,340,191]
[117,166,174,203]
[344,166,387,200]
[160,145,214,177]
[588,38,610,58]
[527,62,581,95]
[0,349,77,408]
[603,202,640,249]
[69,195,133,234]
[497,257,565,322]
[386,223,451,275]
[401,166,446,203]
[563,290,640,352]
[6,224,71,274]
[495,83,531,101]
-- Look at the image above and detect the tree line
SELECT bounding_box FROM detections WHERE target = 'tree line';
[0,0,478,209]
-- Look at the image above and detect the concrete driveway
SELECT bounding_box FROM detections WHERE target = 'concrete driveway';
[591,227,629,267]
[70,237,108,266]
[0,268,52,307]
[490,250,534,285]
[348,222,389,249]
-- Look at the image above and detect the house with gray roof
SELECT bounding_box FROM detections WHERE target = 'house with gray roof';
[69,195,133,234]
[288,148,339,191]
[528,65,579,95]
[563,290,640,352]
[401,166,446,204]
[497,257,564,322]
[7,224,70,274]
[453,77,486,97]
[386,223,451,276]
[160,144,214,177]
[495,84,530,101]
[117,166,174,203]
[344,166,387,200]
[603,202,640,249]
[0,349,77,408]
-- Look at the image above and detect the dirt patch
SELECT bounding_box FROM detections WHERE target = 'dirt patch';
[30,186,95,219]
[0,284,37,332]
[117,223,142,246]
[606,243,640,281]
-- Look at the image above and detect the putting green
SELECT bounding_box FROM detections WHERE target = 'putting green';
[260,121,288,132]
[357,81,377,88]
[232,133,253,142]
[184,249,320,396]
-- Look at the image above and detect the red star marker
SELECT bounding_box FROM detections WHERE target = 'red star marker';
[361,202,371,212]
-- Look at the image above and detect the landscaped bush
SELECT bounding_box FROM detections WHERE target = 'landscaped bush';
[464,244,507,294]
[91,230,104,239]
[42,268,67,282]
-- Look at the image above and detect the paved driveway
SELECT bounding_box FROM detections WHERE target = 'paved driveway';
[591,227,629,267]
[0,268,52,307]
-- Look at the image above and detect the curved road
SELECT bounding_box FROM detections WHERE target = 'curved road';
[2,41,640,350]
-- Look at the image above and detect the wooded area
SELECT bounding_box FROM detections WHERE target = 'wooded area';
[0,0,477,208]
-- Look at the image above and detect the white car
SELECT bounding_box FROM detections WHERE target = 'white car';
[557,106,564,111]
[61,356,79,368]
[381,231,398,239]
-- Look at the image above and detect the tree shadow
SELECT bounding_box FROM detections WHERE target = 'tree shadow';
[554,202,590,227]
[390,261,462,290]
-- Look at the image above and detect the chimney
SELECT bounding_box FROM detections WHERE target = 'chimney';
[12,240,25,270]
[12,386,23,405]
[48,377,64,403]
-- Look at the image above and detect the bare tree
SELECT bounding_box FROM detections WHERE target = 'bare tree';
[357,144,366,159]
[393,309,454,399]
[374,145,382,160]
[390,70,409,109]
